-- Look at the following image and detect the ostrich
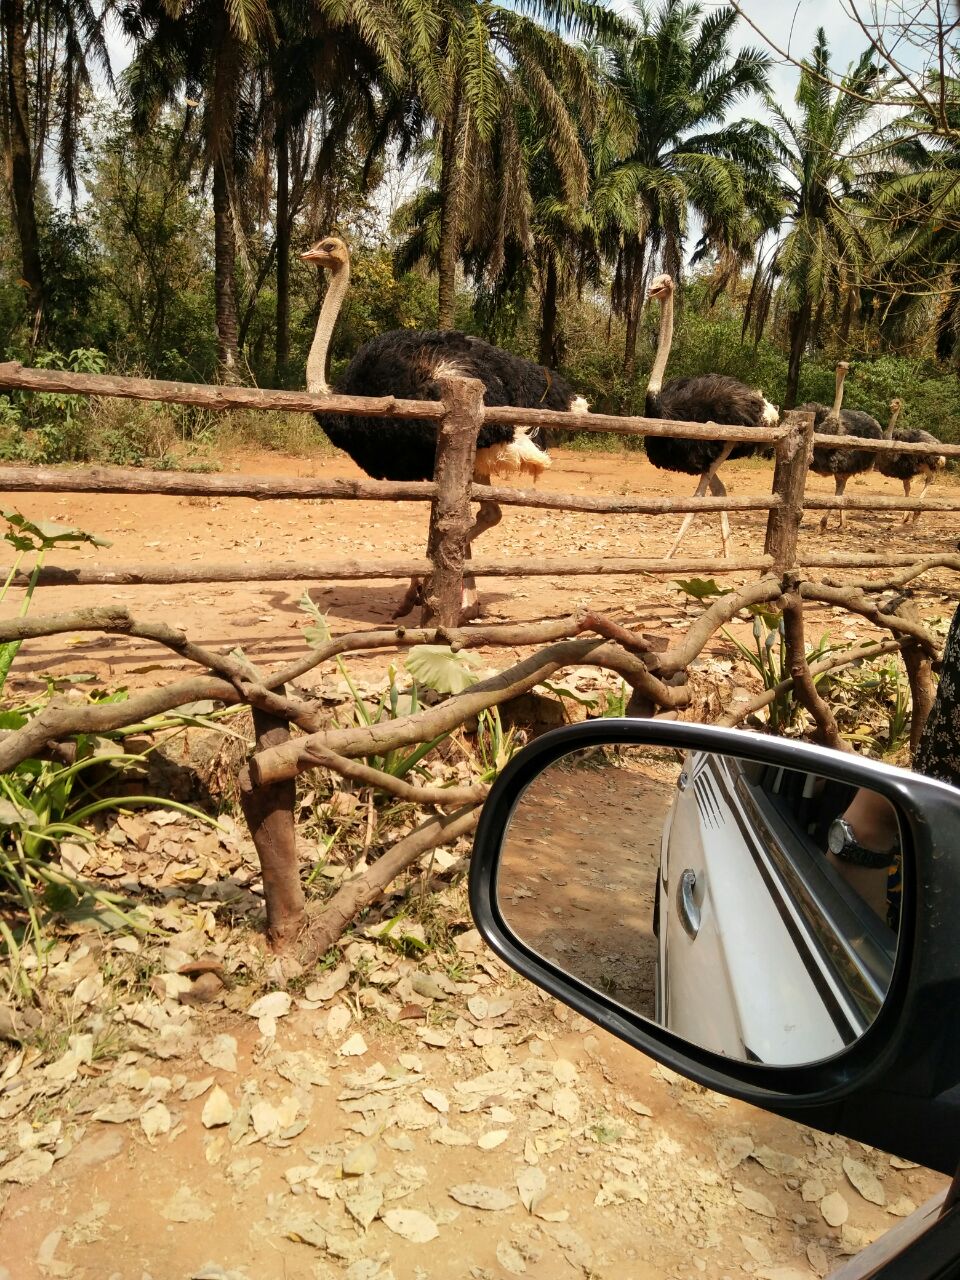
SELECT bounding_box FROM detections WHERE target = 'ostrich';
[643,273,779,558]
[876,397,946,525]
[800,362,883,533]
[300,236,588,619]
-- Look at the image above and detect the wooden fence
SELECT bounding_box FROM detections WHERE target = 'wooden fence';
[2,360,960,626]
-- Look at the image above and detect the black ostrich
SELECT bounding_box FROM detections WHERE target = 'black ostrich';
[301,236,588,619]
[644,274,778,558]
[800,361,882,532]
[876,397,946,526]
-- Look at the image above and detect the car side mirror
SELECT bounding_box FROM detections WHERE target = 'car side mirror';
[469,720,960,1175]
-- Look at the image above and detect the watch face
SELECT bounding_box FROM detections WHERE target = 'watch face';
[828,819,848,855]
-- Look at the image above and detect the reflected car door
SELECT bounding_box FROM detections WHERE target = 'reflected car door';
[657,753,895,1064]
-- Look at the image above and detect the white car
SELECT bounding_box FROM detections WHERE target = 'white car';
[655,751,898,1065]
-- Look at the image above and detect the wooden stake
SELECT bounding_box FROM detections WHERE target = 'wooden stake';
[238,698,304,948]
[765,409,815,573]
[422,375,484,627]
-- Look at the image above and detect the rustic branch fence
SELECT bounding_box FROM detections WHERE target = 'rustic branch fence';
[1,360,957,957]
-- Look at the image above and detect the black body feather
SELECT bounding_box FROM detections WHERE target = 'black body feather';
[645,374,773,476]
[801,402,883,477]
[877,427,944,481]
[315,330,574,482]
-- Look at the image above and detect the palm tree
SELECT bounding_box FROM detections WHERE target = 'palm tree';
[396,0,622,329]
[594,0,775,374]
[0,0,113,335]
[744,30,885,405]
[124,0,276,380]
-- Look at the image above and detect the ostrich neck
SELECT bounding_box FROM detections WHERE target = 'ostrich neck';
[646,290,674,404]
[830,370,847,419]
[306,261,350,394]
[884,406,902,439]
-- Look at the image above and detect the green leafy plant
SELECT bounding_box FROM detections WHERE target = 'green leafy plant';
[0,512,111,694]
[0,741,219,967]
[722,611,839,733]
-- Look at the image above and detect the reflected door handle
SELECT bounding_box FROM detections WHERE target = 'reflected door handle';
[677,869,701,940]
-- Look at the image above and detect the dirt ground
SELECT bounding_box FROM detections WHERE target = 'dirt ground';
[4,444,960,696]
[499,751,678,1019]
[1,443,957,1277]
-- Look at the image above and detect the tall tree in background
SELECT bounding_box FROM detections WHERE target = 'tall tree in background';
[595,0,774,375]
[124,0,275,380]
[745,30,884,405]
[0,0,112,336]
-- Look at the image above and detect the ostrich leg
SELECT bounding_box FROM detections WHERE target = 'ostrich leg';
[709,471,732,559]
[820,475,846,533]
[667,441,735,559]
[461,484,503,621]
[835,474,848,530]
[909,475,931,525]
[392,577,424,620]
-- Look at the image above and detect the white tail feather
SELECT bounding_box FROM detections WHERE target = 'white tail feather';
[474,428,551,482]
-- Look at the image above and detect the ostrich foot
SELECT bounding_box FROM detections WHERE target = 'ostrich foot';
[459,578,483,623]
[392,576,423,619]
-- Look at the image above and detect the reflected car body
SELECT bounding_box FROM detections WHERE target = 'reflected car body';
[656,752,897,1065]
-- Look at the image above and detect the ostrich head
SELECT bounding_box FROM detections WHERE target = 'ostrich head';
[301,236,352,394]
[646,274,676,404]
[301,236,350,272]
[884,396,904,439]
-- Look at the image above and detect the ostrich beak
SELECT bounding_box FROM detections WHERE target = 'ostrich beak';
[301,245,325,263]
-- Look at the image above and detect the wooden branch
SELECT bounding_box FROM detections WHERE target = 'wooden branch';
[0,677,242,773]
[422,375,483,626]
[782,592,851,752]
[892,599,937,756]
[811,430,960,460]
[658,577,783,676]
[291,743,489,807]
[0,360,445,420]
[250,638,689,787]
[483,403,786,443]
[818,555,960,591]
[8,554,776,588]
[799,582,941,656]
[0,465,781,515]
[296,805,482,965]
[804,495,960,512]
[0,464,439,502]
[717,639,906,727]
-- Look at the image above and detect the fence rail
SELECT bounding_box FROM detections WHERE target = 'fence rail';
[2,363,959,626]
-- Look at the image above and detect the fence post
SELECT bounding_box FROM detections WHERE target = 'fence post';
[421,375,486,627]
[764,409,815,574]
[238,697,304,949]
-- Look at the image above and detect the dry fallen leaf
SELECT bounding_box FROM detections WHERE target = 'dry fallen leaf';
[338,1033,368,1058]
[140,1102,171,1142]
[478,1130,508,1150]
[161,1185,213,1222]
[843,1155,886,1206]
[517,1167,546,1214]
[449,1183,514,1211]
[734,1185,777,1218]
[496,1240,527,1276]
[820,1191,849,1227]
[0,1148,54,1184]
[246,991,292,1021]
[381,1209,438,1243]
[199,1035,238,1074]
[201,1086,235,1129]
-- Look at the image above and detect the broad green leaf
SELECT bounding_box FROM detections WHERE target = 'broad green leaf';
[404,645,484,694]
[674,578,734,601]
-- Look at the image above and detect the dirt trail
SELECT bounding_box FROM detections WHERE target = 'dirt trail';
[4,446,959,694]
[0,957,945,1280]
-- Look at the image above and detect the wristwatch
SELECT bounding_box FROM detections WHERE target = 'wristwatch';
[827,817,897,869]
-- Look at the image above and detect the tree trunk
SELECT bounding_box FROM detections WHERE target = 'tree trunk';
[436,87,463,330]
[538,252,559,368]
[2,0,44,333]
[274,121,290,385]
[211,25,242,383]
[786,299,812,408]
[622,238,647,378]
[213,157,241,381]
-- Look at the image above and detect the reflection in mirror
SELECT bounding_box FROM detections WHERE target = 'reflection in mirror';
[498,746,904,1067]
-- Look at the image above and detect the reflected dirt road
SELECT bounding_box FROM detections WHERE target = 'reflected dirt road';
[498,749,679,1018]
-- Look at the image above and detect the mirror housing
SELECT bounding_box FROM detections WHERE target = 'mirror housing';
[469,720,960,1174]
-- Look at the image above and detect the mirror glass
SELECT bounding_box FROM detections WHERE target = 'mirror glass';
[498,746,904,1066]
